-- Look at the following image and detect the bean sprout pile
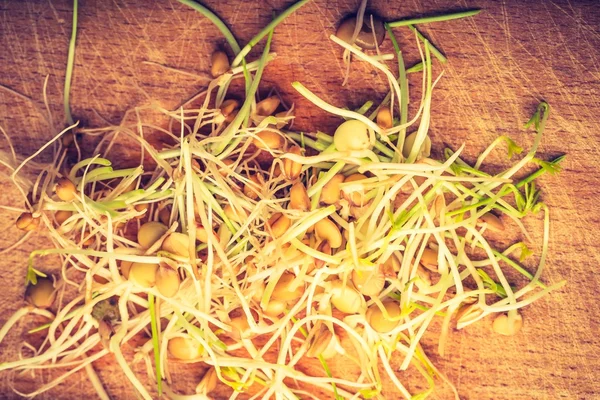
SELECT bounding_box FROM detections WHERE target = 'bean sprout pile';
[0,1,565,399]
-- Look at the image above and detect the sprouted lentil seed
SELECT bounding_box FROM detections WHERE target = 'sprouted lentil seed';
[0,1,566,399]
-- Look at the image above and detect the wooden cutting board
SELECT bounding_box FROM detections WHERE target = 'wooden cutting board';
[1,0,599,399]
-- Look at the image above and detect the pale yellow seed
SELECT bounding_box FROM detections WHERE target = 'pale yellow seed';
[283,145,303,179]
[195,224,217,244]
[161,232,190,257]
[352,266,385,297]
[455,303,483,326]
[492,313,523,336]
[256,96,280,116]
[128,262,158,288]
[228,315,252,340]
[402,132,431,160]
[333,119,372,151]
[158,206,171,226]
[330,280,365,314]
[196,367,218,394]
[262,299,287,317]
[254,131,284,150]
[137,221,168,249]
[479,212,505,232]
[267,212,291,239]
[16,212,40,231]
[120,260,133,279]
[416,264,431,286]
[271,272,304,301]
[382,253,402,277]
[54,210,72,225]
[376,107,393,129]
[342,173,367,206]
[313,240,331,270]
[220,99,240,117]
[274,110,293,129]
[156,266,180,298]
[55,178,77,202]
[210,50,229,78]
[168,337,204,360]
[223,204,247,223]
[289,181,310,211]
[243,173,262,200]
[335,16,385,50]
[420,248,438,271]
[320,174,345,205]
[366,301,401,333]
[306,328,339,359]
[314,217,342,248]
[25,278,56,309]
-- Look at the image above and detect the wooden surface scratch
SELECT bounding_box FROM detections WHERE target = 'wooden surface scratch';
[1,0,599,399]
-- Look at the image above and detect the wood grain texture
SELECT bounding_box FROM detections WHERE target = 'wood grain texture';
[1,0,599,399]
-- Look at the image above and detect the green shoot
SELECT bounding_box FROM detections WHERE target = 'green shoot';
[388,9,482,28]
[64,0,78,126]
[408,26,447,63]
[176,0,241,54]
[148,293,162,395]
[231,0,311,67]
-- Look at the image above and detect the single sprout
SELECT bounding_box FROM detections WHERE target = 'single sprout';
[196,367,218,395]
[330,280,365,314]
[479,212,505,232]
[314,217,342,248]
[320,174,345,205]
[335,15,385,50]
[168,337,204,360]
[366,301,401,333]
[161,232,190,257]
[376,107,393,129]
[334,119,373,151]
[492,313,523,336]
[283,145,304,179]
[156,265,180,298]
[137,221,168,249]
[352,265,385,297]
[25,278,56,309]
[254,131,284,150]
[54,210,73,225]
[256,96,280,116]
[306,327,340,359]
[16,212,40,231]
[403,131,431,160]
[267,212,291,239]
[289,181,310,211]
[271,271,304,301]
[55,177,77,202]
[342,173,368,206]
[128,262,158,288]
[210,50,230,78]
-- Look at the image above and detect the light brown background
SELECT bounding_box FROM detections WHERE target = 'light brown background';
[1,0,599,399]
